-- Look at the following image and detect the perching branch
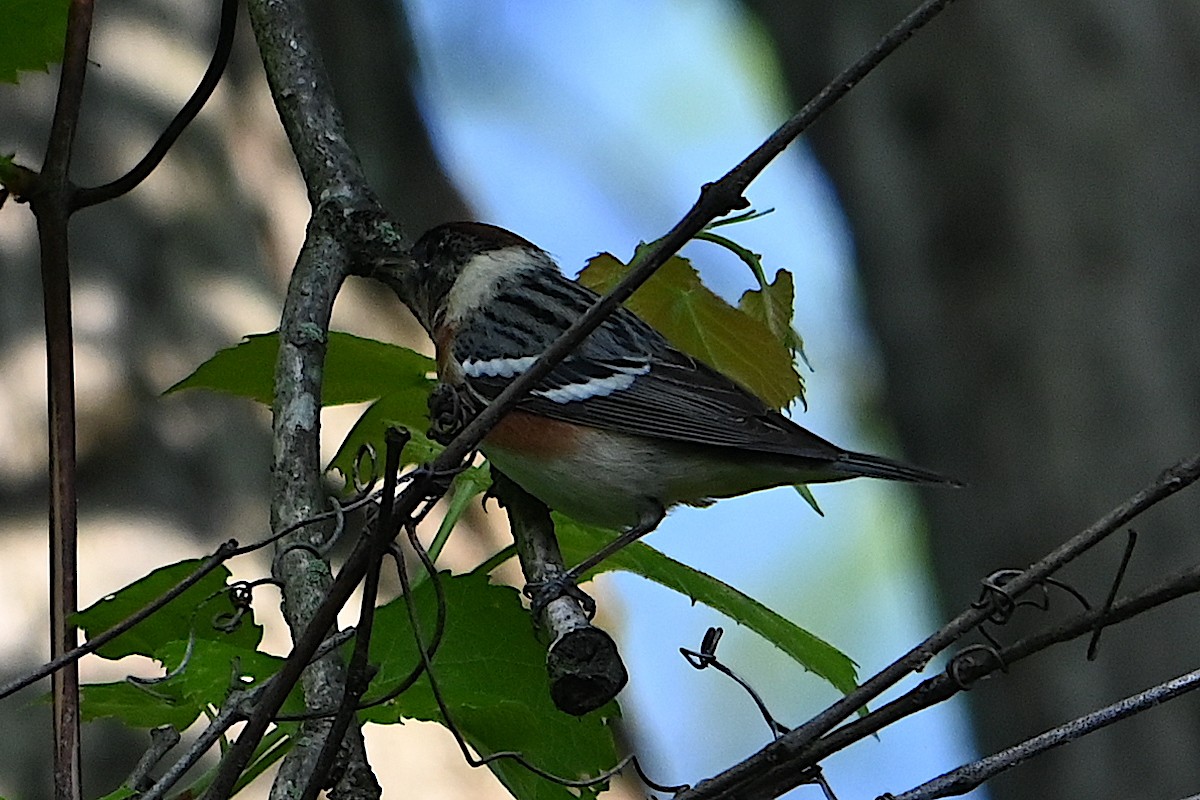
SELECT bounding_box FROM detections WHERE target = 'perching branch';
[492,470,629,716]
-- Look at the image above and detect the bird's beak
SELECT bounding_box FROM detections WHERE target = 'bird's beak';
[369,253,419,300]
[368,252,436,334]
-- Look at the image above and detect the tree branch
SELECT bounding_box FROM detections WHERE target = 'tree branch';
[889,666,1200,800]
[260,228,380,800]
[677,453,1200,799]
[202,0,408,794]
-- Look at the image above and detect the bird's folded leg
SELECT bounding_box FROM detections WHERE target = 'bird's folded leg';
[524,504,665,616]
[562,503,668,582]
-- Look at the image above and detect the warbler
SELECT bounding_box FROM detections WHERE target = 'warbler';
[375,222,955,581]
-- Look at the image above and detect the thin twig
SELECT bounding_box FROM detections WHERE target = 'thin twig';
[36,2,96,796]
[141,690,255,800]
[0,541,238,701]
[796,558,1200,768]
[72,0,239,208]
[199,481,421,799]
[679,453,1200,799]
[0,482,384,704]
[127,726,182,792]
[1087,529,1137,660]
[888,667,1200,800]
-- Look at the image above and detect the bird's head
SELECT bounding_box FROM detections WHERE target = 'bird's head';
[374,221,549,335]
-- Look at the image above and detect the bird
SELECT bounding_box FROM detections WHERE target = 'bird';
[374,221,956,595]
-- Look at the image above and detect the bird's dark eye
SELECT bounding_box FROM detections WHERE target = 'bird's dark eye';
[410,230,443,266]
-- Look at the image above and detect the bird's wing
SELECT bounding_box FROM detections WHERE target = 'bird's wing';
[451,286,953,484]
[460,327,842,460]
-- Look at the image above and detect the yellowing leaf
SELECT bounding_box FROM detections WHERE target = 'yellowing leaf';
[740,268,810,371]
[579,251,802,409]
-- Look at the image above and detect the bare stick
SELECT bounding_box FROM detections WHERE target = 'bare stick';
[72,0,239,208]
[142,691,253,800]
[126,726,182,792]
[889,668,1200,800]
[678,453,1200,799]
[297,430,405,800]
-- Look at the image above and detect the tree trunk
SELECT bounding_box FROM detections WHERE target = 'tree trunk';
[745,2,1200,798]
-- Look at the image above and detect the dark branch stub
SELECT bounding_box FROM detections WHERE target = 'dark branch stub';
[492,469,628,715]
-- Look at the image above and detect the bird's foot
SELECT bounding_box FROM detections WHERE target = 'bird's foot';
[524,571,596,620]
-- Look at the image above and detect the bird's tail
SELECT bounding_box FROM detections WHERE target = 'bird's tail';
[834,450,962,486]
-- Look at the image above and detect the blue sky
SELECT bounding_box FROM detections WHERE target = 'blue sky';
[401,0,982,795]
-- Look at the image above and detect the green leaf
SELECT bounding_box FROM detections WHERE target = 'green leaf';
[579,251,802,409]
[553,516,858,697]
[79,680,201,730]
[362,571,619,799]
[79,641,293,731]
[325,387,435,483]
[166,331,433,407]
[0,0,69,83]
[72,560,294,730]
[95,788,139,800]
[171,331,439,487]
[156,638,293,712]
[74,560,262,660]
